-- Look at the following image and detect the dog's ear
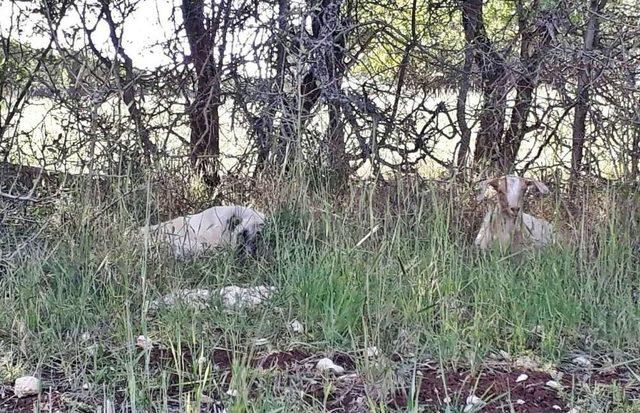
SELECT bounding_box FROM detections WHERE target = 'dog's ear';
[227,214,242,232]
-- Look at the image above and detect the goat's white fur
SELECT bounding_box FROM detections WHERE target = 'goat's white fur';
[474,175,554,251]
[138,205,265,259]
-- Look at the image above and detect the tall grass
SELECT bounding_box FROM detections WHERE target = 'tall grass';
[1,174,638,411]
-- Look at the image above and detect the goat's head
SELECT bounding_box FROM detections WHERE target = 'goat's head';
[477,175,549,217]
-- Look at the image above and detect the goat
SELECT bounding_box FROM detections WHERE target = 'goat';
[474,175,554,252]
[138,205,265,260]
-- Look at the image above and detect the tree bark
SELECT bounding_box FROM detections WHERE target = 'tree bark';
[632,122,640,180]
[461,0,508,171]
[319,0,349,181]
[181,0,221,187]
[571,0,606,185]
[455,44,473,169]
[502,1,552,171]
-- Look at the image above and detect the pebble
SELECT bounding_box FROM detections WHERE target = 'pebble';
[365,346,380,358]
[516,373,528,383]
[463,395,484,412]
[546,380,563,391]
[136,335,153,351]
[14,376,40,398]
[316,358,345,375]
[572,356,592,368]
[289,320,304,333]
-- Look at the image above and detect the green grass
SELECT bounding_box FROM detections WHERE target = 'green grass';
[1,176,639,412]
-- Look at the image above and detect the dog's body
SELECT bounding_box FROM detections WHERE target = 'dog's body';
[139,205,265,260]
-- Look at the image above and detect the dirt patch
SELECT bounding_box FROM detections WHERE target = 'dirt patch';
[146,346,234,371]
[3,349,639,413]
[253,349,311,369]
[303,373,369,413]
[390,366,566,413]
[0,387,64,413]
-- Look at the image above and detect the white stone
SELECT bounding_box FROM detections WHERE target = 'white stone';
[464,395,485,411]
[365,346,380,358]
[552,405,562,410]
[516,399,525,405]
[87,344,98,356]
[316,358,345,375]
[516,373,528,383]
[289,320,304,333]
[136,335,153,351]
[546,380,562,391]
[14,376,40,398]
[514,355,539,370]
[150,289,213,310]
[572,356,592,368]
[219,286,277,310]
[466,395,483,406]
[150,286,277,311]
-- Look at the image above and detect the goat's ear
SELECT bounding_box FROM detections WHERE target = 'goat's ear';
[476,178,497,202]
[526,179,550,195]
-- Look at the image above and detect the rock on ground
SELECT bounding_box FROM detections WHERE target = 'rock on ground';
[14,376,40,398]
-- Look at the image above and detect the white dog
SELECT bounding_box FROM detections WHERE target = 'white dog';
[139,205,265,260]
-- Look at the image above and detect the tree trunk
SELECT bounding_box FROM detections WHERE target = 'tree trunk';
[632,122,640,180]
[571,0,606,185]
[455,45,473,169]
[461,0,508,171]
[181,0,221,187]
[254,0,290,173]
[502,2,552,171]
[319,0,349,182]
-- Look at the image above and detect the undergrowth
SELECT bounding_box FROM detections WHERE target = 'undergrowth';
[0,174,638,412]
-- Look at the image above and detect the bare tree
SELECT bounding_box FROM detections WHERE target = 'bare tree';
[180,0,227,187]
[571,0,607,186]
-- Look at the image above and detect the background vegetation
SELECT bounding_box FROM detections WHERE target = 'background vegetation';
[1,0,639,411]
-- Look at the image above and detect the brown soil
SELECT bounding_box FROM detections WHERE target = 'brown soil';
[390,366,565,413]
[2,349,637,413]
